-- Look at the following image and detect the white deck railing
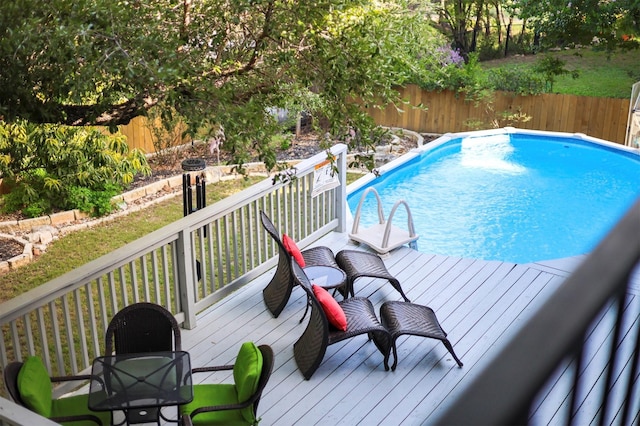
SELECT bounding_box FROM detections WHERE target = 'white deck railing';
[0,145,347,386]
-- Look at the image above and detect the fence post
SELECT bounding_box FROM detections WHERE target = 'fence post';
[175,230,197,329]
[334,144,348,233]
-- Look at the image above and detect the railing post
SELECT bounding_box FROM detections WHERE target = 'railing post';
[176,230,197,329]
[334,144,348,233]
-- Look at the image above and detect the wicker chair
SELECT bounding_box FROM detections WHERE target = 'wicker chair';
[336,249,410,301]
[105,302,181,355]
[291,261,391,380]
[4,356,111,425]
[260,210,343,318]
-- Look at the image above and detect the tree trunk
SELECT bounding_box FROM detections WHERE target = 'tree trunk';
[504,19,512,57]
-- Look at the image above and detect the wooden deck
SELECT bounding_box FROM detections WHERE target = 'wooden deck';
[178,231,638,425]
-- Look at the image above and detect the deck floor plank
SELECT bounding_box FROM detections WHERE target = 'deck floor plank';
[177,232,637,425]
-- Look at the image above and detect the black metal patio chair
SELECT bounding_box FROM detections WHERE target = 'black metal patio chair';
[105,302,182,355]
[104,302,182,424]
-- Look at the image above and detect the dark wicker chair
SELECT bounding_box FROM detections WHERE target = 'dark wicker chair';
[260,210,343,318]
[105,302,181,355]
[291,261,391,380]
[180,343,274,425]
[336,249,410,301]
[4,356,111,425]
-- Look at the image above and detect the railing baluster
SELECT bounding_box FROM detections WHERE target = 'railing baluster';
[73,288,89,371]
[197,224,207,290]
[0,328,8,366]
[150,250,161,304]
[61,295,76,373]
[141,254,150,301]
[86,283,101,358]
[129,260,139,301]
[118,268,127,306]
[10,322,20,361]
[215,220,224,290]
[239,206,248,275]
[205,223,215,293]
[50,301,64,373]
[597,289,627,426]
[107,271,117,314]
[23,314,34,355]
[35,311,46,361]
[162,245,173,308]
[620,312,640,426]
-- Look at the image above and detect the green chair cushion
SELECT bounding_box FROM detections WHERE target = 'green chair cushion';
[17,356,52,417]
[180,383,247,425]
[233,342,263,423]
[52,394,112,426]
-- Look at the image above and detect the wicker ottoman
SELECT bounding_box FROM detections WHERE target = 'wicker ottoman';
[379,301,463,371]
[336,250,410,301]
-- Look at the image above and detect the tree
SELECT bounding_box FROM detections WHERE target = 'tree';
[0,0,444,167]
[511,0,640,49]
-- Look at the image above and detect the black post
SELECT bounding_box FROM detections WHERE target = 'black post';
[182,173,190,217]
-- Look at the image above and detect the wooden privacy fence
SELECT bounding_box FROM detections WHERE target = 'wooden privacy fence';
[117,116,164,154]
[368,86,629,144]
[115,87,630,153]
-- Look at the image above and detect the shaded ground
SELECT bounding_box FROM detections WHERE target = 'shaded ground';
[128,132,328,190]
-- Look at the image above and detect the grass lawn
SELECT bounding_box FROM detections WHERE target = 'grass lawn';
[481,47,640,98]
[0,176,265,302]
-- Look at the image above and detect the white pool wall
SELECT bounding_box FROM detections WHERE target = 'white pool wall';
[346,127,640,197]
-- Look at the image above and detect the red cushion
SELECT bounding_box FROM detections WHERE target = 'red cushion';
[312,284,347,331]
[282,234,305,267]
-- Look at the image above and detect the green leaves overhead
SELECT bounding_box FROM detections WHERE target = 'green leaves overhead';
[0,0,443,155]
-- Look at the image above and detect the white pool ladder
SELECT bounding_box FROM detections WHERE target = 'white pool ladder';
[349,187,419,254]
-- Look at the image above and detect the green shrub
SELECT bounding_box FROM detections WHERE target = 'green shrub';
[0,120,150,217]
[61,184,121,216]
[533,56,580,92]
[477,36,505,61]
[487,66,547,95]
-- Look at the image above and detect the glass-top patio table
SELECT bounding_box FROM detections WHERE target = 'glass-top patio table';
[88,350,193,425]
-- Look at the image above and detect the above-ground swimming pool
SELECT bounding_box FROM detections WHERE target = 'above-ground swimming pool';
[347,129,640,264]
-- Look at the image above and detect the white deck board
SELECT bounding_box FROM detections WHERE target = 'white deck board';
[177,231,636,425]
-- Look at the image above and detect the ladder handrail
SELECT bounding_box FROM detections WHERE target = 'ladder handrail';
[382,199,417,249]
[351,187,418,252]
[351,187,385,234]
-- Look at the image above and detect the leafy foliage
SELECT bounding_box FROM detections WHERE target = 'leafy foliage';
[532,56,580,92]
[0,0,444,170]
[512,0,640,50]
[0,121,150,217]
[487,66,547,95]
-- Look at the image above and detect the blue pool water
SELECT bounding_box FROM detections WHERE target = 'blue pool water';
[347,131,640,263]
